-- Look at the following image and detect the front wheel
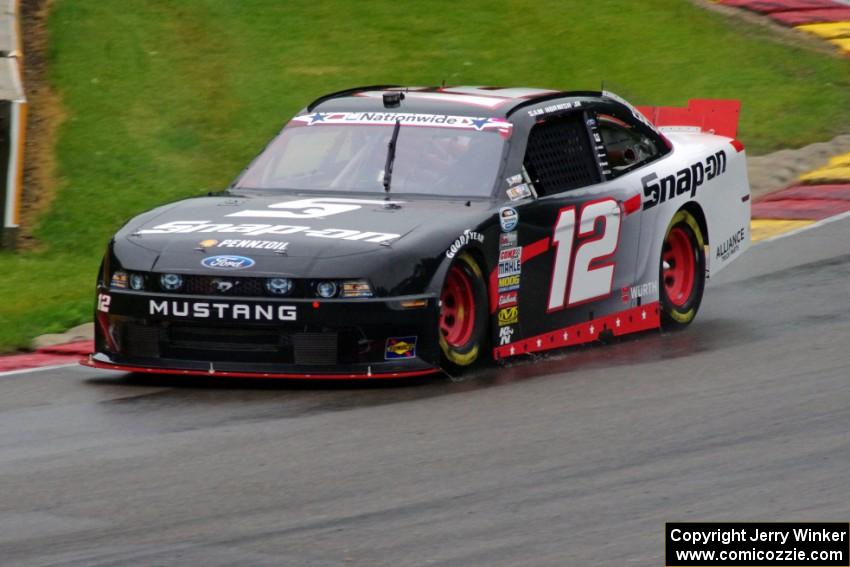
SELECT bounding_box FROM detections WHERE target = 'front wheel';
[439,253,488,371]
[660,210,706,329]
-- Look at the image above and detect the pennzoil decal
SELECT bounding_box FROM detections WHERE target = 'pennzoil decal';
[385,336,417,360]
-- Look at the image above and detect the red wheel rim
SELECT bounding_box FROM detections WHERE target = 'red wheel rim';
[440,266,476,347]
[662,226,695,308]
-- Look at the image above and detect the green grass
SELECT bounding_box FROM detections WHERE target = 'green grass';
[1,0,848,351]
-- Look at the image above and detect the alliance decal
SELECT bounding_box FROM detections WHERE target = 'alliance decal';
[641,150,727,210]
[201,255,256,270]
[385,336,417,360]
[149,300,297,321]
[716,226,746,261]
[446,230,484,259]
[138,221,400,243]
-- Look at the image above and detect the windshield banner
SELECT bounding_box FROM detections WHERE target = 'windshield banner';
[291,112,513,136]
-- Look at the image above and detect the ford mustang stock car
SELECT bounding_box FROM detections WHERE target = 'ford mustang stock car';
[83,86,751,379]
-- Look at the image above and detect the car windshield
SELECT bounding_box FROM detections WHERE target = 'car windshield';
[235,112,512,197]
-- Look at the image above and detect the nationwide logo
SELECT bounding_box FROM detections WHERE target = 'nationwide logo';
[201,255,256,270]
[149,300,296,321]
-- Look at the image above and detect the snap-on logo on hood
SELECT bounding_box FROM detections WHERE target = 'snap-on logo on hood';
[201,255,256,270]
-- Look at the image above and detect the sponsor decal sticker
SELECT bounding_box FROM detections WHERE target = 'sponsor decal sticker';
[498,259,521,277]
[622,281,659,303]
[498,306,518,326]
[505,174,523,186]
[498,291,517,308]
[204,239,289,251]
[498,325,515,346]
[499,231,517,249]
[201,255,256,270]
[527,100,582,117]
[506,183,532,201]
[446,230,485,259]
[716,226,746,261]
[641,150,728,210]
[498,274,521,292]
[148,300,297,321]
[499,207,519,232]
[291,112,513,135]
[140,221,400,244]
[110,272,128,289]
[385,336,417,360]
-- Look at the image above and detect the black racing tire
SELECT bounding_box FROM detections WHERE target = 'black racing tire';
[439,252,489,371]
[660,209,706,329]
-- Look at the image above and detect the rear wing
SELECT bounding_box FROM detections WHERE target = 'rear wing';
[636,99,741,139]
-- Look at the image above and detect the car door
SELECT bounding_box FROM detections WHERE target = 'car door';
[500,108,653,346]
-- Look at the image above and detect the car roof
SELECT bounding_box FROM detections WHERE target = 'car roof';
[307,85,604,118]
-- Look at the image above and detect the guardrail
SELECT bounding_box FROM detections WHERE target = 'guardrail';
[0,0,24,249]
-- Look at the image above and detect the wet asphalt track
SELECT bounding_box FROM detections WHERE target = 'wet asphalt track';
[1,219,850,566]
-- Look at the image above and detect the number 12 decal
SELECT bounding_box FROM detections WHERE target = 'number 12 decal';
[547,198,621,311]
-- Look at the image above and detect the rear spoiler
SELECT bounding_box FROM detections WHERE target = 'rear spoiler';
[635,99,741,139]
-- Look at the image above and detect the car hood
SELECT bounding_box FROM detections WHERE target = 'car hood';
[113,193,495,281]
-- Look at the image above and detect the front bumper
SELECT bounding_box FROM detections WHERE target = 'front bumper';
[90,287,441,379]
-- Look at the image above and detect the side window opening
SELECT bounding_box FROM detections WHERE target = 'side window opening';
[522,112,601,197]
[596,114,661,177]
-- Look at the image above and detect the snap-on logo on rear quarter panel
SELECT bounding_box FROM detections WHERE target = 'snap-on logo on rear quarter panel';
[201,255,256,270]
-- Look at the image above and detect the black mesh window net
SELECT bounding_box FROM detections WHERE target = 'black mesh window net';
[523,113,600,195]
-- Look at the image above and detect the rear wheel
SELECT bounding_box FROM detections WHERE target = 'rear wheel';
[660,210,706,328]
[439,253,488,370]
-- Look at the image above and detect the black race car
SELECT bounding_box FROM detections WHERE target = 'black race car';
[84,86,750,379]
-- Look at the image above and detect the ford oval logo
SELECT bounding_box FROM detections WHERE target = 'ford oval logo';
[201,255,256,270]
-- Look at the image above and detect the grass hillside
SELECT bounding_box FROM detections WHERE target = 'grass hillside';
[1,0,849,350]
